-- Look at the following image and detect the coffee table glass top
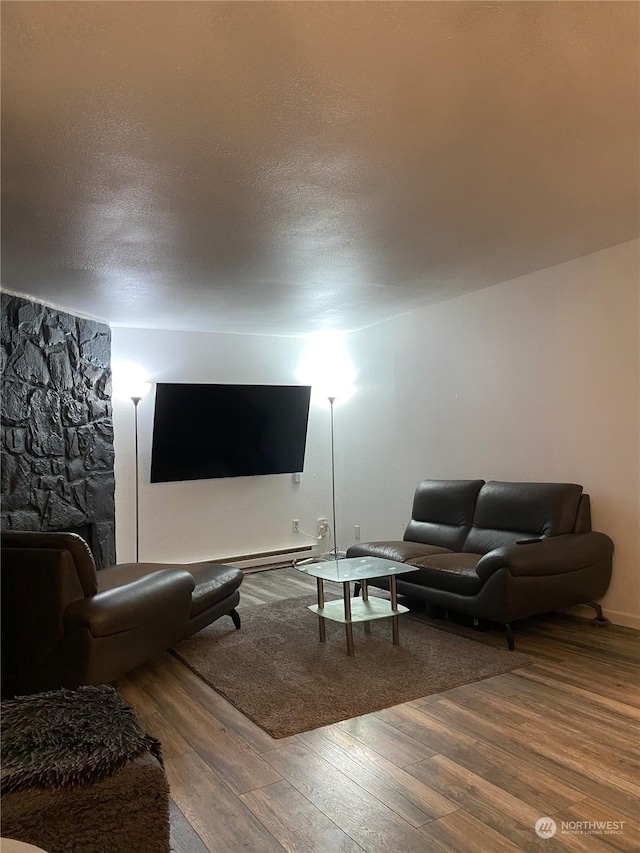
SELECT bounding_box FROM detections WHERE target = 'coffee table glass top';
[298,556,413,583]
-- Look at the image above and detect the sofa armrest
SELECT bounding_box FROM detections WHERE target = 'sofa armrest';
[475,532,614,580]
[64,569,195,638]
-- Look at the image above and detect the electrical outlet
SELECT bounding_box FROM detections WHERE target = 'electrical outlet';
[354,524,361,540]
[293,519,300,533]
[317,518,329,537]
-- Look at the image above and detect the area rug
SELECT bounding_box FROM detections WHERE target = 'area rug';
[171,595,530,738]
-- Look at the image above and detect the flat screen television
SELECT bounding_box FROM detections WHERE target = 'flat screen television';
[150,383,312,483]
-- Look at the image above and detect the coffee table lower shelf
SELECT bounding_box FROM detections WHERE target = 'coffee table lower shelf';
[309,598,409,655]
[309,598,409,623]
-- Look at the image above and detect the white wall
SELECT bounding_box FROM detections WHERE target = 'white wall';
[111,328,339,564]
[112,239,639,626]
[340,240,640,627]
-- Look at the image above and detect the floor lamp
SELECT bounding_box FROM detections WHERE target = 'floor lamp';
[328,395,338,559]
[130,384,150,562]
[295,332,355,562]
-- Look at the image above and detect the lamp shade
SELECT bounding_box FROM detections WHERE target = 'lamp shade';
[296,332,356,404]
[112,361,152,402]
[129,382,151,401]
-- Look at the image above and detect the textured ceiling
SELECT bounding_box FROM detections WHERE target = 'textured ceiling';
[2,1,639,336]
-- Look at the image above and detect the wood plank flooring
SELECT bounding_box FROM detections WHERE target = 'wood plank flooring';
[116,567,640,853]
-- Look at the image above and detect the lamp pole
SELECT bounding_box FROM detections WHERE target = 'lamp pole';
[131,396,142,562]
[328,395,338,559]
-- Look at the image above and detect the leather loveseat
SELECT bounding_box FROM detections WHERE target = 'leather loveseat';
[347,480,613,649]
[1,531,243,696]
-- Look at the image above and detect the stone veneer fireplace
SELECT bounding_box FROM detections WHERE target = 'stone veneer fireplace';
[1,294,116,568]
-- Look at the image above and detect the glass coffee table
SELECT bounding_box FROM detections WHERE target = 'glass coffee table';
[298,556,414,656]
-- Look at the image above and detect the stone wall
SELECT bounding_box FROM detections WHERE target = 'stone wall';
[1,294,115,568]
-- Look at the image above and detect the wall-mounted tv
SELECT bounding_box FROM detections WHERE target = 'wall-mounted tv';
[150,383,312,483]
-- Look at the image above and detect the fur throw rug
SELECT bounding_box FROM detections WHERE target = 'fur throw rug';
[1,685,163,794]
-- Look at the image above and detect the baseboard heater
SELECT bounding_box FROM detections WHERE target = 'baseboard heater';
[211,544,321,572]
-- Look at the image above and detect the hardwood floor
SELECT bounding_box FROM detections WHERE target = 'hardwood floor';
[116,568,640,853]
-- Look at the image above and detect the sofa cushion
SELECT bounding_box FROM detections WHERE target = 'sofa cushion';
[346,541,453,563]
[186,562,244,618]
[463,481,583,554]
[404,553,484,595]
[404,479,485,550]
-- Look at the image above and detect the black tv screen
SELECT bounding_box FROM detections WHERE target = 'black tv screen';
[150,383,312,483]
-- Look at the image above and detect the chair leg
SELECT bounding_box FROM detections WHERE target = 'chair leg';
[229,609,241,630]
[504,623,515,651]
[587,601,611,627]
[353,582,361,597]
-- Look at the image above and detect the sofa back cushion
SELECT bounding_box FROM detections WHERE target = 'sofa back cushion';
[404,479,485,551]
[463,481,584,554]
[1,531,98,596]
[573,494,592,533]
[1,547,87,696]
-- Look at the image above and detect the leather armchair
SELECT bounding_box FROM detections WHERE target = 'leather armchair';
[1,531,243,696]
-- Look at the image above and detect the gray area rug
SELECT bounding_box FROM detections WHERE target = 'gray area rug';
[172,595,530,738]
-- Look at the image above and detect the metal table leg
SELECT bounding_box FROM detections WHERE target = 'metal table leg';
[390,575,400,645]
[343,581,354,655]
[346,622,354,655]
[362,580,371,634]
[317,577,326,642]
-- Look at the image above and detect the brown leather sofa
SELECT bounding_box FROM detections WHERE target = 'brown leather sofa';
[347,480,614,649]
[1,531,244,696]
